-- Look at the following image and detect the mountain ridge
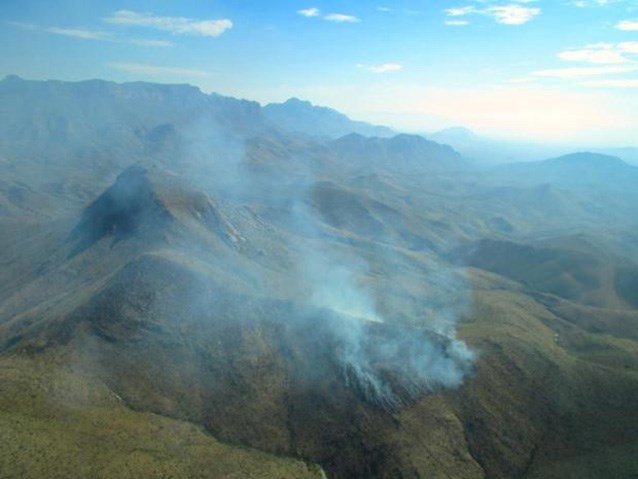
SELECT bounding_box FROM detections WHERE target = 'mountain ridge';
[263,97,395,139]
[1,76,638,478]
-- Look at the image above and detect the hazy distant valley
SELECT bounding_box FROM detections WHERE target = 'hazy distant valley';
[1,76,638,478]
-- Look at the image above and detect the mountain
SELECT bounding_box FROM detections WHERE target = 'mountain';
[429,126,480,146]
[1,77,638,478]
[0,164,478,477]
[263,97,395,139]
[330,133,466,175]
[430,127,638,167]
[493,152,638,192]
[0,75,275,168]
[454,238,638,310]
[429,126,572,165]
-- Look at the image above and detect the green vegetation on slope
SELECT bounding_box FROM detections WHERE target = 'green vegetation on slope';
[0,352,323,479]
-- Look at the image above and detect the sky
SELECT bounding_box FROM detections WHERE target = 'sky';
[1,0,637,145]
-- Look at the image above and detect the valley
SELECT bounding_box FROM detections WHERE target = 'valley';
[1,76,637,478]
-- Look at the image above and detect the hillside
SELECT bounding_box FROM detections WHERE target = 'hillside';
[1,77,637,478]
[330,133,466,175]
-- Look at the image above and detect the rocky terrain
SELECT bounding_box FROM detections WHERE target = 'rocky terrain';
[1,76,637,478]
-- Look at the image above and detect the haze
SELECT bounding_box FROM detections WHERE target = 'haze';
[2,0,638,145]
[2,2,638,478]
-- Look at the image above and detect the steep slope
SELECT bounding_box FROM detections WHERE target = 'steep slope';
[330,133,466,176]
[454,238,638,310]
[2,161,637,478]
[0,165,479,477]
[0,75,273,170]
[1,77,638,479]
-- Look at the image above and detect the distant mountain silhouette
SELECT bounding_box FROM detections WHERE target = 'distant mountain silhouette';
[428,126,571,165]
[330,133,465,174]
[263,97,395,139]
[494,152,638,193]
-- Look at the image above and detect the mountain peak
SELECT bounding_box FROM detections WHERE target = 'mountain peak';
[2,74,24,83]
[390,133,433,146]
[429,127,480,147]
[282,97,313,106]
[68,166,173,256]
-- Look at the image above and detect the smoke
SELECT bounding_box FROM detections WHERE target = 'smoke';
[171,119,477,408]
[294,223,475,408]
[6,79,475,410]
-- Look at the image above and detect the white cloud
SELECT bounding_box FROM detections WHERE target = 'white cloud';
[296,9,360,23]
[128,38,173,47]
[296,10,360,23]
[44,27,113,40]
[357,63,403,73]
[445,20,470,26]
[297,7,320,17]
[533,66,638,78]
[445,6,478,16]
[104,10,233,37]
[485,5,540,25]
[5,21,38,30]
[324,13,360,23]
[527,41,638,90]
[580,79,638,87]
[557,42,638,64]
[571,0,615,6]
[617,20,638,31]
[444,4,540,26]
[7,21,172,47]
[559,48,628,64]
[108,62,213,78]
[620,42,638,54]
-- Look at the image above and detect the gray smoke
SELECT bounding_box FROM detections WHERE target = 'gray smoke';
[296,229,475,408]
[171,120,476,408]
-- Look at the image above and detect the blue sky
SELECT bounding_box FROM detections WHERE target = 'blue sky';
[1,0,637,145]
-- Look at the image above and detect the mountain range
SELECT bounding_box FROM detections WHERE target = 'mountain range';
[263,97,395,139]
[1,75,637,478]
